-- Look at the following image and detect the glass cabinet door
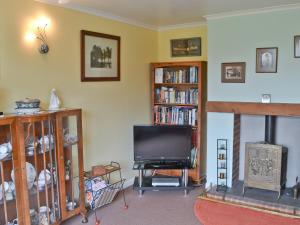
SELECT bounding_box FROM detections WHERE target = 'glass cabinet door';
[0,118,19,225]
[56,110,84,218]
[20,116,61,225]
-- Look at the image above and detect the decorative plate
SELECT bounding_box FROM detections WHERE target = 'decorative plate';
[38,169,51,186]
[0,182,9,201]
[0,152,9,161]
[11,162,36,190]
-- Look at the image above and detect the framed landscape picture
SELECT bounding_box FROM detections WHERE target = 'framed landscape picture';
[171,37,201,57]
[295,35,300,58]
[256,47,278,73]
[81,30,120,81]
[221,62,246,83]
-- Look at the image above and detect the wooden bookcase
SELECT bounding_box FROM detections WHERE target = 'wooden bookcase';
[150,61,207,183]
[0,109,87,225]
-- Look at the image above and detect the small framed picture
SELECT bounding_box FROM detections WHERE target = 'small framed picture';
[81,30,120,82]
[256,47,278,73]
[171,37,201,57]
[221,62,246,83]
[294,35,300,58]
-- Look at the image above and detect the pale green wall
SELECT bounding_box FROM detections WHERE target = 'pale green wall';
[207,9,300,187]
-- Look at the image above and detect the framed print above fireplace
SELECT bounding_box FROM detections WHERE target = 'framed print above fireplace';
[256,47,278,73]
[81,30,120,82]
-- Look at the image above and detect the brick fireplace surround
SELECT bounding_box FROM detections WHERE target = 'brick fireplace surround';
[206,101,300,215]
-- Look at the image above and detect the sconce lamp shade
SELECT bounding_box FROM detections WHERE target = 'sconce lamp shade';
[25,17,51,54]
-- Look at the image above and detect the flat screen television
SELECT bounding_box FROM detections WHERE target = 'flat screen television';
[133,125,192,165]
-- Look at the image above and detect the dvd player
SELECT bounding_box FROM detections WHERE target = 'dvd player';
[152,177,180,187]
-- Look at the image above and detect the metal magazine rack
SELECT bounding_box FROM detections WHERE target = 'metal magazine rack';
[84,161,128,224]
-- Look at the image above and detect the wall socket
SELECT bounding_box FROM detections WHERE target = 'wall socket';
[261,94,271,103]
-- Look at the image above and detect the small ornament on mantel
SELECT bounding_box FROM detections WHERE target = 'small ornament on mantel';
[48,88,61,110]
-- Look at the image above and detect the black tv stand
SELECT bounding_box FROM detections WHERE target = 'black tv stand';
[133,162,193,195]
[135,161,190,169]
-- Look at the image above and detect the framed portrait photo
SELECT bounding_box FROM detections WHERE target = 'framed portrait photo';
[171,37,201,57]
[221,62,246,83]
[256,47,278,73]
[294,35,300,58]
[81,30,120,82]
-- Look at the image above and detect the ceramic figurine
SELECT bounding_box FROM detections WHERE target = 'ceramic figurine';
[65,160,71,180]
[48,89,60,110]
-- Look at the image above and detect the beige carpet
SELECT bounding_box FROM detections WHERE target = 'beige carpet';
[62,187,202,225]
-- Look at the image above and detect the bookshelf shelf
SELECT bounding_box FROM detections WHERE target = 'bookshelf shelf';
[151,61,207,183]
[154,83,198,88]
[154,122,198,129]
[154,103,198,107]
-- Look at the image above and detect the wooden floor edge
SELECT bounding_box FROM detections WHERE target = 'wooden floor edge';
[198,196,300,219]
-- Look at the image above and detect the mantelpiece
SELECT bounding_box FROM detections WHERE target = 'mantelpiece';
[206,101,300,116]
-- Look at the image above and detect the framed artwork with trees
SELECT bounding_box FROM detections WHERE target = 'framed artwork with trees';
[81,30,120,81]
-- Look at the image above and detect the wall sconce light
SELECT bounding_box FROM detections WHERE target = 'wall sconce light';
[25,17,50,54]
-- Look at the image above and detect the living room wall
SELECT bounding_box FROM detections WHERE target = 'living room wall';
[0,0,157,179]
[206,8,300,187]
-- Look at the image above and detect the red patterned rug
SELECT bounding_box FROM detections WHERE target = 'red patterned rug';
[194,197,300,225]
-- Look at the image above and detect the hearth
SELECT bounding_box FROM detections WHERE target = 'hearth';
[243,116,288,198]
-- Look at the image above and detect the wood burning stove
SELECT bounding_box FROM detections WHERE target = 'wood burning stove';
[243,116,288,198]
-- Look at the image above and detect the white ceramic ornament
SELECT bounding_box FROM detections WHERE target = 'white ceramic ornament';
[48,88,60,110]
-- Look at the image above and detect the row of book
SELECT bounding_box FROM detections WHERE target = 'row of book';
[155,87,198,105]
[153,106,198,126]
[155,67,198,84]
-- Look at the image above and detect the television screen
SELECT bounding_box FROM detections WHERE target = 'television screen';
[133,125,192,163]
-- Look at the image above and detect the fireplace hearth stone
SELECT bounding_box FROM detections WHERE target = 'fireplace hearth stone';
[207,181,300,216]
[243,142,288,198]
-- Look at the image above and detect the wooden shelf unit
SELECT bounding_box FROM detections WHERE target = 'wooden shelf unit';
[150,61,207,182]
[0,109,86,225]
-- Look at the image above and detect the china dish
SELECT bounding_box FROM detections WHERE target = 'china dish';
[39,135,54,152]
[37,169,51,189]
[66,201,77,211]
[0,182,9,201]
[15,98,40,109]
[0,152,9,161]
[11,162,36,190]
[0,142,12,159]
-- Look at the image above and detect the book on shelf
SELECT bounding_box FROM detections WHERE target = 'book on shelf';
[155,68,163,83]
[154,67,198,84]
[153,106,198,126]
[155,87,198,104]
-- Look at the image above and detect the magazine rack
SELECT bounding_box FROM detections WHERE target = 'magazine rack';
[84,161,128,224]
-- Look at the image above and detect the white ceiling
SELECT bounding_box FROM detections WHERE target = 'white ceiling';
[37,0,300,29]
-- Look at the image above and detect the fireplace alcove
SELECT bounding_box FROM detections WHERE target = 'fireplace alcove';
[206,101,300,216]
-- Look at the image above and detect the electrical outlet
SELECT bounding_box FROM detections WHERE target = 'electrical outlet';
[261,94,271,103]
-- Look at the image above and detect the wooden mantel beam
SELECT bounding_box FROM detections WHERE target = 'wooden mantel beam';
[206,101,300,117]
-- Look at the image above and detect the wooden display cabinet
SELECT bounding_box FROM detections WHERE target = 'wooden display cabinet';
[150,61,207,183]
[0,109,86,225]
